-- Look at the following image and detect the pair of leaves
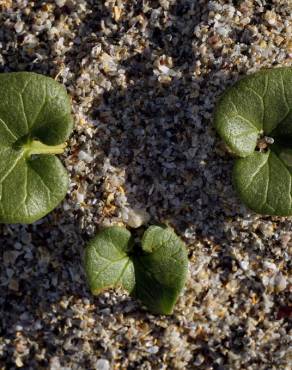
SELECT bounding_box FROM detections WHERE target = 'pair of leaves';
[215,67,292,215]
[84,225,188,315]
[0,72,73,223]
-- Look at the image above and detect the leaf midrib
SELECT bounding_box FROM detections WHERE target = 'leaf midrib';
[0,117,18,140]
[0,150,24,184]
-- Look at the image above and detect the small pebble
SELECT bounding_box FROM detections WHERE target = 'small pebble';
[78,150,93,163]
[147,346,159,354]
[122,207,150,228]
[14,21,24,33]
[55,0,66,7]
[274,273,287,292]
[95,359,110,370]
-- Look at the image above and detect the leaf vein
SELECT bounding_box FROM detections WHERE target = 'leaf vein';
[91,261,113,283]
[242,154,269,192]
[262,74,268,98]
[0,118,18,140]
[92,245,127,263]
[244,86,265,124]
[245,86,264,103]
[259,157,269,210]
[28,165,52,203]
[30,93,47,131]
[0,153,24,184]
[114,259,131,286]
[12,166,29,217]
[280,73,290,113]
[18,92,29,131]
[232,129,257,139]
[235,114,258,131]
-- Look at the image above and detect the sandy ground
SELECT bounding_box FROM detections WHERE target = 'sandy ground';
[0,1,291,369]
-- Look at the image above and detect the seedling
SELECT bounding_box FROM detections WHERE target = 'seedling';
[84,225,188,315]
[0,72,73,223]
[215,67,292,215]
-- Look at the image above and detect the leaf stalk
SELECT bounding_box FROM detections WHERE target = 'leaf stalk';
[24,140,67,156]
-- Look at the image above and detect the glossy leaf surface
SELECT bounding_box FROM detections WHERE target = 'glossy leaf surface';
[0,72,73,223]
[215,67,292,215]
[84,226,188,315]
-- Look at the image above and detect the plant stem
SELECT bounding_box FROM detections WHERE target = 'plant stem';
[24,140,67,156]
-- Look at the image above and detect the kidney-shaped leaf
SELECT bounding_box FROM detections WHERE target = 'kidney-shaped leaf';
[0,72,73,223]
[215,67,292,215]
[84,226,188,315]
[233,151,292,215]
[84,226,136,294]
[134,225,188,314]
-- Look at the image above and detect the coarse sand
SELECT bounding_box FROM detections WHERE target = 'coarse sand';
[0,1,291,369]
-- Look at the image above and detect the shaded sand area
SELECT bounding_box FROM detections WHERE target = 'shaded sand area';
[0,1,291,369]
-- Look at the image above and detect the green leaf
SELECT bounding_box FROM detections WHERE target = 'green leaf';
[84,226,136,294]
[233,151,292,215]
[84,226,188,315]
[134,225,188,314]
[215,67,292,215]
[0,72,73,223]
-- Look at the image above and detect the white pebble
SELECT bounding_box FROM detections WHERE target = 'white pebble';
[147,346,159,354]
[122,207,150,228]
[95,359,110,370]
[274,273,287,292]
[63,202,71,211]
[55,0,66,7]
[158,65,170,74]
[78,150,93,163]
[14,21,24,33]
[263,261,277,271]
[91,45,102,58]
[239,260,249,271]
[265,10,277,26]
[194,354,204,366]
[216,26,231,37]
[76,192,85,203]
[49,356,61,370]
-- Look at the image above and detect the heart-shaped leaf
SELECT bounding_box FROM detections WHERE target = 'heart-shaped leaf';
[84,226,136,294]
[84,226,188,315]
[215,67,292,215]
[134,225,188,314]
[0,72,73,223]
